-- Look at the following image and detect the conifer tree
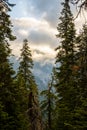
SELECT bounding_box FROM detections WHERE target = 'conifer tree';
[55,0,78,129]
[17,39,43,130]
[0,1,23,129]
[72,24,87,129]
[40,73,56,130]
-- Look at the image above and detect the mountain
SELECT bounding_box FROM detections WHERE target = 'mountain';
[33,61,53,91]
[10,56,53,91]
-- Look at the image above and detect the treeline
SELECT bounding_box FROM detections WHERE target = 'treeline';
[41,0,87,130]
[0,0,87,130]
[0,1,42,130]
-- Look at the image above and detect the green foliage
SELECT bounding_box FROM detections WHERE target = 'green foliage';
[54,1,87,130]
[0,0,87,129]
[18,39,34,89]
[40,73,57,130]
[55,0,78,129]
[72,24,87,130]
[17,39,42,130]
[0,1,28,129]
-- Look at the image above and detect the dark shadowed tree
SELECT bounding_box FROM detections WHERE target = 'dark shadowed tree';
[55,0,79,129]
[0,1,24,129]
[72,24,87,129]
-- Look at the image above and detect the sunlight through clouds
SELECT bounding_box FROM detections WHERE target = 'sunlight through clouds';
[9,0,87,88]
[11,16,58,63]
[10,0,87,65]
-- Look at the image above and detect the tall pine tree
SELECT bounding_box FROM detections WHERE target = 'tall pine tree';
[17,39,43,130]
[72,24,87,129]
[0,1,23,129]
[55,0,78,129]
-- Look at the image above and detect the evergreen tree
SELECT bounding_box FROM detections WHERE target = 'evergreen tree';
[55,0,78,129]
[40,73,56,130]
[17,39,43,130]
[0,1,23,129]
[72,24,87,129]
[14,72,29,129]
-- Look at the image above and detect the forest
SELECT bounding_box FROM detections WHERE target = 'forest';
[0,0,87,130]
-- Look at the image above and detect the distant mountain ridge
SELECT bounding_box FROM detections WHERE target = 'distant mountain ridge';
[10,56,53,91]
[33,61,53,91]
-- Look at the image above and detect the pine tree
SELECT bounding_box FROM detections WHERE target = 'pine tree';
[55,0,78,129]
[72,24,87,129]
[17,39,43,130]
[40,73,56,130]
[0,1,23,129]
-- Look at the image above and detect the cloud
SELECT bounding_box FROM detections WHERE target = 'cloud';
[29,29,56,46]
[34,49,45,55]
[10,0,61,66]
[10,16,58,64]
[11,0,87,66]
[10,41,22,58]
[31,45,56,62]
[10,40,56,64]
[26,0,61,28]
[18,29,29,36]
[9,0,87,90]
[12,16,58,44]
[10,1,87,66]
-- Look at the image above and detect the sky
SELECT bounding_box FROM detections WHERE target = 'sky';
[9,0,87,64]
[8,0,87,88]
[9,0,60,64]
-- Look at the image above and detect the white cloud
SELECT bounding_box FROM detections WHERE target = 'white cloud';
[10,41,22,58]
[11,12,87,64]
[12,17,57,34]
[11,9,87,64]
[18,29,29,36]
[11,16,57,64]
[31,45,56,61]
[10,41,56,63]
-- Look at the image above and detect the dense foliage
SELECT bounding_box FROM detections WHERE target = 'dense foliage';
[0,0,87,130]
[17,39,43,130]
[53,0,87,129]
[0,1,19,129]
[40,73,56,130]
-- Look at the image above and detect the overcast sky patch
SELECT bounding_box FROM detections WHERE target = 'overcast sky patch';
[9,0,87,66]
